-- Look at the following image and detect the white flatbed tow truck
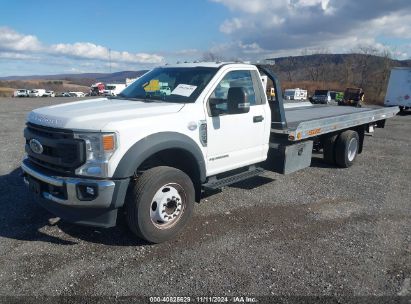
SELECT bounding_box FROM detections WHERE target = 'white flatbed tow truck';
[21,62,399,243]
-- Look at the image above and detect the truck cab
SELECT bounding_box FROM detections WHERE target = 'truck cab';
[21,62,398,243]
[103,84,127,96]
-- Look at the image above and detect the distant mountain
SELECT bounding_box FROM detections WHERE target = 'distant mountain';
[268,53,411,67]
[0,70,148,83]
[95,70,148,83]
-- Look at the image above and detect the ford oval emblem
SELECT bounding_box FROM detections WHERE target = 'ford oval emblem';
[29,139,44,154]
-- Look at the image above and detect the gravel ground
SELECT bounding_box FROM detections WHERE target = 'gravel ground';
[0,97,410,298]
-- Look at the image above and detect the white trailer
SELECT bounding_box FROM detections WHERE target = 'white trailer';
[384,67,411,112]
[284,88,307,100]
[103,84,126,96]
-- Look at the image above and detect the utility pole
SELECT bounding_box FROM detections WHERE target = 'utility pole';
[109,48,112,73]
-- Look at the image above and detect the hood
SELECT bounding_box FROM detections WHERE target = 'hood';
[27,98,185,130]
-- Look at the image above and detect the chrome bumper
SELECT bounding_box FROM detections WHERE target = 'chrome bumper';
[21,160,115,208]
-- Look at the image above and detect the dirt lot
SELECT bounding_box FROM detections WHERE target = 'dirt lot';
[0,97,410,298]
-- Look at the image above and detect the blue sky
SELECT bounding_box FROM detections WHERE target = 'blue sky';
[1,0,227,52]
[1,0,410,76]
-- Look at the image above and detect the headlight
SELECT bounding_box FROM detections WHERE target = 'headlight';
[74,132,118,178]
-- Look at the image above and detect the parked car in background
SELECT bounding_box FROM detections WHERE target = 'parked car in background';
[384,67,411,113]
[311,90,332,104]
[103,84,126,96]
[330,91,344,103]
[28,89,46,97]
[69,92,86,97]
[284,88,307,100]
[43,90,55,97]
[13,89,30,97]
[56,92,72,97]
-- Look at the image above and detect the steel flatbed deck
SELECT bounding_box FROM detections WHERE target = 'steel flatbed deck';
[271,104,399,141]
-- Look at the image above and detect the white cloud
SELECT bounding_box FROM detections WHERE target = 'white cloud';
[0,27,42,52]
[0,52,39,60]
[211,0,411,60]
[50,42,163,64]
[0,27,164,67]
[220,18,246,34]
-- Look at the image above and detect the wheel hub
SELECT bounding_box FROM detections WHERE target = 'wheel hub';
[347,137,358,162]
[150,184,184,228]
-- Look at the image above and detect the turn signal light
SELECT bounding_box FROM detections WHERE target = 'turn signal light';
[103,134,115,151]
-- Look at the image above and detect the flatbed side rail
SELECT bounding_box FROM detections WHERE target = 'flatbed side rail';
[272,107,399,141]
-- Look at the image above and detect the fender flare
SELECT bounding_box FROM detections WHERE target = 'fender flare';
[113,132,206,182]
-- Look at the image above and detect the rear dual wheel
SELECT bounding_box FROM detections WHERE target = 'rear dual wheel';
[322,130,359,168]
[322,134,338,164]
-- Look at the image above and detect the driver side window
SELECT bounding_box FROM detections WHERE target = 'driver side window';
[209,70,256,115]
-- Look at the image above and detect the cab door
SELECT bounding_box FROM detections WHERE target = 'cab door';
[204,69,268,176]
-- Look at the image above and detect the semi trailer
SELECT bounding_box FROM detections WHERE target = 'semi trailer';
[21,62,399,243]
[385,67,411,112]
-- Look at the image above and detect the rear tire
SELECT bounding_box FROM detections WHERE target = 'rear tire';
[322,134,339,165]
[335,130,359,168]
[125,166,195,243]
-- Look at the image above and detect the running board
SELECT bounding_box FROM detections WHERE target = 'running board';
[203,167,265,190]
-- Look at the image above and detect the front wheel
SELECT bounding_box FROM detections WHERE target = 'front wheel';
[125,166,195,243]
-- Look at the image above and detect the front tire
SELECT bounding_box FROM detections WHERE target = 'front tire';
[335,130,359,168]
[125,166,195,243]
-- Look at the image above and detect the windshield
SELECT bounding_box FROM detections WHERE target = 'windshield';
[106,85,116,90]
[284,90,295,96]
[117,67,218,103]
[314,90,328,96]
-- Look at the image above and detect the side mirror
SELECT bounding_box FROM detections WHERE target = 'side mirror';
[209,98,222,117]
[227,87,250,114]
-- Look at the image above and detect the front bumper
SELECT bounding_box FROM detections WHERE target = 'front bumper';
[21,158,129,227]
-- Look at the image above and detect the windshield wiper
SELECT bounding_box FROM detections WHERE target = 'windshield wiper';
[108,96,158,102]
[108,95,185,103]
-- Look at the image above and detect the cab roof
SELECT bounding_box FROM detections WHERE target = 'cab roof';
[162,62,256,69]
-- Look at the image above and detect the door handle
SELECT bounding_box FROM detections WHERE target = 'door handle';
[253,115,264,123]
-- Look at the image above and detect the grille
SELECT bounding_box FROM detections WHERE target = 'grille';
[24,123,86,174]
